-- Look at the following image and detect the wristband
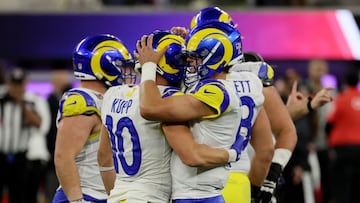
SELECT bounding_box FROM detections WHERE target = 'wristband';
[140,62,157,83]
[227,149,238,162]
[307,96,314,112]
[272,148,292,169]
[99,165,115,172]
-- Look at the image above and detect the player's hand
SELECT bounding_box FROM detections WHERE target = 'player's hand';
[257,162,282,203]
[230,135,244,161]
[170,26,189,39]
[251,184,261,203]
[134,34,168,66]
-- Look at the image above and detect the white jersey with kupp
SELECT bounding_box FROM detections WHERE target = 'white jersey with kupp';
[226,65,266,173]
[101,85,175,203]
[171,76,245,200]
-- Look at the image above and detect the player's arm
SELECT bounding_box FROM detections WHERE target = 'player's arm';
[135,34,215,122]
[162,123,238,167]
[248,108,274,186]
[254,86,297,202]
[97,124,116,195]
[141,81,215,122]
[54,114,99,202]
[263,85,297,159]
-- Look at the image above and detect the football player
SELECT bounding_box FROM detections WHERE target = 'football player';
[53,34,135,203]
[98,30,244,203]
[136,22,273,203]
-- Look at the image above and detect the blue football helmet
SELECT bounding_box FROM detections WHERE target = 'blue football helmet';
[190,6,235,29]
[184,21,243,87]
[149,30,186,84]
[73,34,135,86]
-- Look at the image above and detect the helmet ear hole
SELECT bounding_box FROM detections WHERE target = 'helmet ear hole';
[134,60,142,74]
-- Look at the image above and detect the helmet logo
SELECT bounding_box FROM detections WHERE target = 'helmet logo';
[187,28,233,71]
[156,34,185,75]
[91,40,127,82]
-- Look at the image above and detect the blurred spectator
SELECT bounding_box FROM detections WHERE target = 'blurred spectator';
[0,62,5,95]
[326,68,360,203]
[45,69,72,203]
[0,67,50,203]
[275,67,317,203]
[25,72,52,203]
[305,60,329,94]
[305,59,332,203]
[274,77,290,102]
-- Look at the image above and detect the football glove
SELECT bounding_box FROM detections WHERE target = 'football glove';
[251,184,262,203]
[230,135,244,161]
[258,162,282,203]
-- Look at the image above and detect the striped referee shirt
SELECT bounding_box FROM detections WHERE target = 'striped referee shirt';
[0,90,50,156]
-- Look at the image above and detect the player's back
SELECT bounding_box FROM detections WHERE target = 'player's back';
[230,61,274,87]
[226,71,265,172]
[171,78,243,199]
[101,85,172,203]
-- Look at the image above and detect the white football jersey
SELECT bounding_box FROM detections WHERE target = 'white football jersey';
[101,85,175,203]
[226,69,265,173]
[171,76,246,199]
[57,88,107,199]
[230,61,274,87]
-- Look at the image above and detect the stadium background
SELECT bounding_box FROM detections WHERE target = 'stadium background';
[0,0,359,97]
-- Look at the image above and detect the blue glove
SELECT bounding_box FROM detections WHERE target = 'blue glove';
[230,135,244,161]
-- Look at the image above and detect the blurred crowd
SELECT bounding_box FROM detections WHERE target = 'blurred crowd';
[0,63,73,203]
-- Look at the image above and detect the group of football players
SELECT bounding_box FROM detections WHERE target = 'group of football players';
[52,6,333,203]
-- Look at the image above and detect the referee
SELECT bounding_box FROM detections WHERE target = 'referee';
[0,67,48,203]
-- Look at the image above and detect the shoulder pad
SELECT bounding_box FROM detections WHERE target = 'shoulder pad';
[188,79,229,118]
[258,62,274,87]
[59,89,100,119]
[230,62,274,87]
